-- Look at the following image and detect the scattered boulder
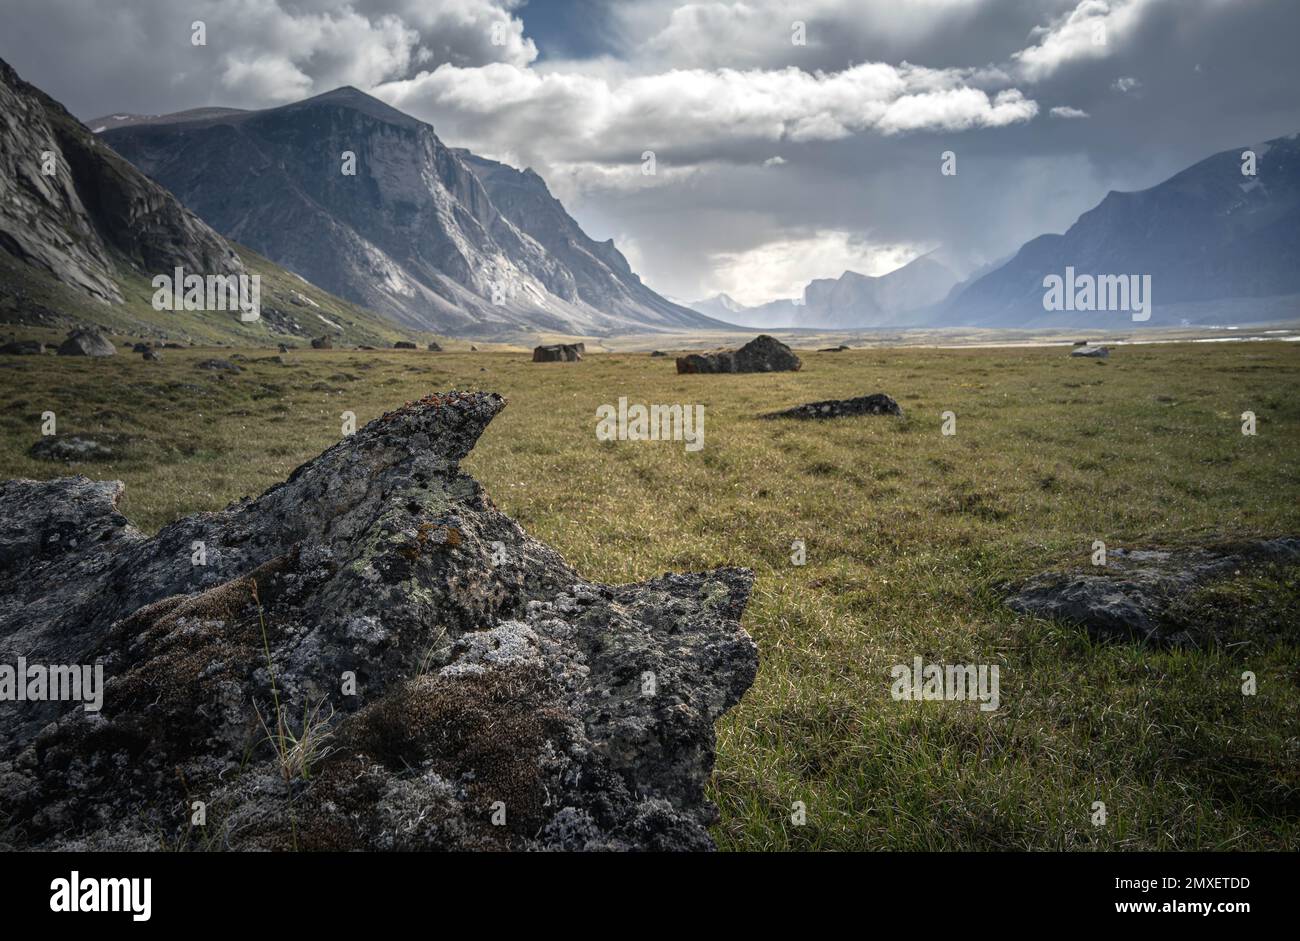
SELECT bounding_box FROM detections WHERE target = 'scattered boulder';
[0,340,43,355]
[533,343,585,363]
[1072,340,1089,346]
[28,434,116,462]
[470,345,478,352]
[818,345,851,352]
[427,342,443,352]
[1070,345,1109,359]
[142,349,162,362]
[131,342,151,353]
[1006,538,1300,645]
[311,335,333,349]
[197,358,241,373]
[277,343,289,353]
[0,392,758,851]
[56,328,115,357]
[676,335,801,374]
[765,393,903,420]
[650,350,668,357]
[162,342,185,349]
[394,341,417,350]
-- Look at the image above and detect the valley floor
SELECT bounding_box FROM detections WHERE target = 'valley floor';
[2,339,1297,850]
[518,320,1300,354]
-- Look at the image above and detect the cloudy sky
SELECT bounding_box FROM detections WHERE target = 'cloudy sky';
[4,0,1299,304]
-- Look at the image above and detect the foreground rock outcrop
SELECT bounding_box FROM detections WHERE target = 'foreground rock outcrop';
[676,335,801,374]
[1006,538,1300,645]
[0,392,758,850]
[765,393,903,420]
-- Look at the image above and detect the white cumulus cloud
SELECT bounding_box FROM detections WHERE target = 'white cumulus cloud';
[1012,0,1155,82]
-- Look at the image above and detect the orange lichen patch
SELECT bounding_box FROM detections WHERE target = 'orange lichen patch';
[399,522,464,560]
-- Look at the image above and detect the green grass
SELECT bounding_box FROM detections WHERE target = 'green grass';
[2,340,1297,850]
[0,241,425,348]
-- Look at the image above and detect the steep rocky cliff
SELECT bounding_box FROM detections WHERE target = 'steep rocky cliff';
[0,58,241,306]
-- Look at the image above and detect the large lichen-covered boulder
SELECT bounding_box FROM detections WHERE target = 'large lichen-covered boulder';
[676,334,801,374]
[533,343,584,362]
[0,391,758,851]
[56,327,115,357]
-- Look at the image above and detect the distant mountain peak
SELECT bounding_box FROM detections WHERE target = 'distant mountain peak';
[100,86,729,336]
[280,85,421,127]
[315,84,365,98]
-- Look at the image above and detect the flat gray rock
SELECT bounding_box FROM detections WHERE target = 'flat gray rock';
[765,393,903,420]
[1006,538,1300,644]
[0,340,43,355]
[196,358,241,372]
[28,434,117,462]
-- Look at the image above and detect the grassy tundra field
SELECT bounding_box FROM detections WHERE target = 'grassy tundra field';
[2,337,1298,850]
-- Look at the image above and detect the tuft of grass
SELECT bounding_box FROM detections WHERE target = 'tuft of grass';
[251,582,336,784]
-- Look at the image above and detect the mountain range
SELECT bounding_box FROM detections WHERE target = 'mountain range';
[709,133,1300,330]
[934,132,1300,327]
[97,87,727,338]
[5,53,1296,342]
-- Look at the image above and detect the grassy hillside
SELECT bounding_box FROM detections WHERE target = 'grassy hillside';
[1,340,1296,849]
[0,242,436,348]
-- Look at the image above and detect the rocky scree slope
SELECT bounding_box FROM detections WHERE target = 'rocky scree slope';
[0,392,758,850]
